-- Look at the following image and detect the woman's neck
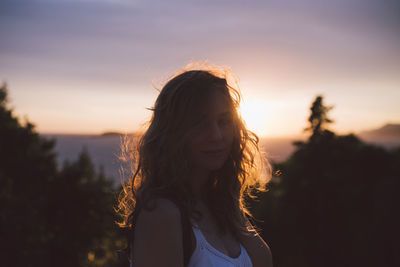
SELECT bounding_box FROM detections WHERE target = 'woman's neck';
[189,167,211,200]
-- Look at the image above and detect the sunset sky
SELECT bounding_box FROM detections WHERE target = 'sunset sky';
[1,0,399,137]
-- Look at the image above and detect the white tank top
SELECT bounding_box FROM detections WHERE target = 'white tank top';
[129,221,253,267]
[187,221,253,267]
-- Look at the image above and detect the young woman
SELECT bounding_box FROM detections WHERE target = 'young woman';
[117,65,273,267]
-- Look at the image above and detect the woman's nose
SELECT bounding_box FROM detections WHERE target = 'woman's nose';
[208,122,223,141]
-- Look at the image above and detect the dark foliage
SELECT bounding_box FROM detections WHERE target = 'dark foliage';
[251,96,400,267]
[0,84,126,267]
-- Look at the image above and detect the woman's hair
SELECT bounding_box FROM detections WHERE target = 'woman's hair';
[116,63,272,238]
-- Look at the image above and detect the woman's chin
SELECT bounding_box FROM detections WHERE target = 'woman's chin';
[202,159,228,172]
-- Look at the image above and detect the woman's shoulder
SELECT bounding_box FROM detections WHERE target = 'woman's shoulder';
[237,217,273,267]
[132,197,184,266]
[136,197,182,225]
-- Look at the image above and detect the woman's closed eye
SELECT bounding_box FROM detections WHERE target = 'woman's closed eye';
[218,116,233,127]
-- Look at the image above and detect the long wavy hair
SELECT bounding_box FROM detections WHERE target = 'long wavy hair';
[116,63,271,240]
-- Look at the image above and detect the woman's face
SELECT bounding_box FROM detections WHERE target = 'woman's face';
[186,89,235,173]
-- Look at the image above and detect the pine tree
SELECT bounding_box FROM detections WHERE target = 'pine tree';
[0,83,124,267]
[303,95,334,143]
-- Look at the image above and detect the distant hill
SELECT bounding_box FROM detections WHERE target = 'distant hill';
[358,123,400,140]
[357,123,400,149]
[100,131,123,137]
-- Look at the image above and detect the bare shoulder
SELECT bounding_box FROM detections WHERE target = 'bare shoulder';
[238,217,273,267]
[141,197,182,218]
[132,198,183,267]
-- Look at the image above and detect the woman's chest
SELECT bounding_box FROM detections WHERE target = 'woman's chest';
[194,211,241,258]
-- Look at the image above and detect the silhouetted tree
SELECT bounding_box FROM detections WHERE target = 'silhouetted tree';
[0,83,58,265]
[251,95,399,267]
[0,83,125,267]
[303,95,334,143]
[46,150,122,266]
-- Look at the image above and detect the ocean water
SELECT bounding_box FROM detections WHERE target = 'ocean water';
[43,134,126,187]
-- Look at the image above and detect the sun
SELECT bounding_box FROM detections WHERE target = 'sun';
[239,99,270,137]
